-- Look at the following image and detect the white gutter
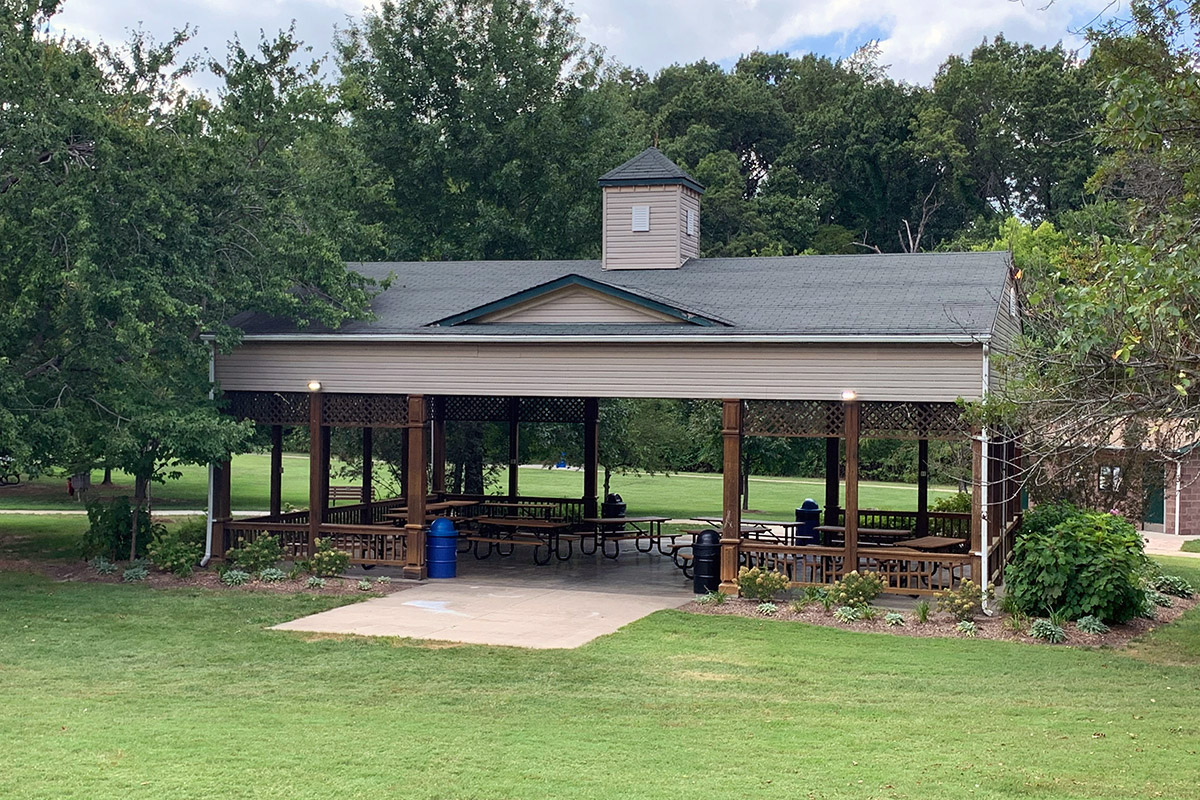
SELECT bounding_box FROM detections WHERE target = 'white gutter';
[202,344,216,567]
[1175,460,1182,536]
[226,332,989,345]
[980,344,991,615]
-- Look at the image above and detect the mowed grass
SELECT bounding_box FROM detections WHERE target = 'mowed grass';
[1182,539,1200,554]
[0,560,1198,800]
[0,454,957,518]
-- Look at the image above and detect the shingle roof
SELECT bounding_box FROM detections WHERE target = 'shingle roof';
[597,147,705,193]
[229,251,1013,341]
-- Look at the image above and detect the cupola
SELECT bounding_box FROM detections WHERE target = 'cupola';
[598,147,704,270]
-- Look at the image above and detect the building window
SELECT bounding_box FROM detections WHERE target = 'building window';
[685,208,696,236]
[631,205,650,232]
[1099,465,1123,492]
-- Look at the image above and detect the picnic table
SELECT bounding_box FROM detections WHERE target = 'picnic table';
[814,524,913,546]
[690,516,805,544]
[466,516,578,565]
[478,501,559,520]
[382,499,482,523]
[892,535,967,552]
[579,516,674,559]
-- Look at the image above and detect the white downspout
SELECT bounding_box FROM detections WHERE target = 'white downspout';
[202,344,216,566]
[1175,460,1182,537]
[980,344,991,614]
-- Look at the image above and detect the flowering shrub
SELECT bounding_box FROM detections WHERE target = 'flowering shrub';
[736,566,789,601]
[226,535,283,574]
[828,570,887,608]
[935,579,992,621]
[301,538,351,577]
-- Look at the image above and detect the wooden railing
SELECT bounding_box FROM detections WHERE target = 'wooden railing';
[987,515,1022,584]
[834,508,971,539]
[739,541,977,596]
[443,494,588,525]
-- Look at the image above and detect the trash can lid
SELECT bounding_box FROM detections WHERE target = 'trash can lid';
[800,498,819,510]
[429,516,457,536]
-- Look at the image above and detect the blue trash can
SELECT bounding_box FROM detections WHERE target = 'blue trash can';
[427,517,458,579]
[794,498,821,545]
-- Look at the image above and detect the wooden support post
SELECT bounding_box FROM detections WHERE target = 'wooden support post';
[307,391,323,557]
[843,400,860,578]
[399,420,409,502]
[719,399,743,594]
[269,425,283,519]
[320,425,331,522]
[970,432,984,581]
[508,397,520,501]
[405,395,429,580]
[431,397,446,496]
[361,427,373,525]
[988,439,1004,534]
[583,398,599,518]
[824,437,840,526]
[213,457,232,559]
[916,438,929,536]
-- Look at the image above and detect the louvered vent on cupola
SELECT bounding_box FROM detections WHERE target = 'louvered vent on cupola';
[597,147,704,271]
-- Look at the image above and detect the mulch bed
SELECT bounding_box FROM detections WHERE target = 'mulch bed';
[0,557,412,598]
[683,594,1199,648]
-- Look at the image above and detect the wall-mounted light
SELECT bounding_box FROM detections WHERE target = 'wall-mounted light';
[307,380,322,392]
[841,389,857,401]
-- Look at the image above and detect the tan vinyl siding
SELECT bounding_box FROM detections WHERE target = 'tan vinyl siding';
[602,185,682,270]
[216,341,985,402]
[474,286,679,324]
[680,188,701,261]
[989,272,1022,394]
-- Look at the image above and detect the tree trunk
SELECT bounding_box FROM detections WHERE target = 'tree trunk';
[101,467,112,486]
[129,473,149,561]
[602,464,612,498]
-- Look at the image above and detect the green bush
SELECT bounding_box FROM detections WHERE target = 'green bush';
[736,566,789,601]
[756,602,778,616]
[258,567,287,583]
[1029,618,1067,643]
[935,579,992,621]
[122,565,148,582]
[1020,502,1080,539]
[220,569,251,587]
[1150,574,1194,598]
[302,538,351,577]
[827,570,887,608]
[1006,510,1148,624]
[832,605,861,623]
[88,556,117,575]
[306,576,327,589]
[1075,615,1110,635]
[226,534,283,574]
[147,521,204,577]
[931,492,972,513]
[696,591,727,606]
[81,497,154,560]
[955,620,978,638]
[884,611,905,627]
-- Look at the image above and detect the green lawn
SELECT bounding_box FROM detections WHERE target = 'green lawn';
[0,455,957,518]
[1183,539,1200,554]
[0,559,1198,799]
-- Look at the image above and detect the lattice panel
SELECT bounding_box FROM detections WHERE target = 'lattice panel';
[440,396,586,423]
[743,400,844,438]
[860,401,967,440]
[321,393,409,428]
[443,395,511,422]
[223,391,309,425]
[519,397,585,423]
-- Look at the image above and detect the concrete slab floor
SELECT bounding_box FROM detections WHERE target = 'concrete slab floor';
[273,543,696,649]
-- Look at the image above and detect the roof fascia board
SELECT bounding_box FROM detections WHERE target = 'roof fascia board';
[597,176,705,194]
[234,332,988,344]
[431,274,724,327]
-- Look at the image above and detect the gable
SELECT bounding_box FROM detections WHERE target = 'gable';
[474,285,682,324]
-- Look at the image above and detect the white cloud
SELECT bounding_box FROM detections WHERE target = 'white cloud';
[51,0,1113,86]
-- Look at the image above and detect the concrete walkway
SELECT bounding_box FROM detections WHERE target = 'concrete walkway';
[272,577,690,649]
[1144,530,1200,559]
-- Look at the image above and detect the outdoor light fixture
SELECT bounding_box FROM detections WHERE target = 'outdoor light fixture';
[307,380,322,392]
[841,389,857,401]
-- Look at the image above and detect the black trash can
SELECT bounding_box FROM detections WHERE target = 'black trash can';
[794,498,821,545]
[692,529,721,594]
[601,492,626,532]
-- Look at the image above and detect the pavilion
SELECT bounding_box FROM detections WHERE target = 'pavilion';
[206,147,1023,595]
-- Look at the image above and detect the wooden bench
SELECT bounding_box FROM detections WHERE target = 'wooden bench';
[329,486,372,506]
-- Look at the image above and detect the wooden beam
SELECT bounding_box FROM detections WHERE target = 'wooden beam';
[405,395,429,580]
[431,397,446,496]
[213,458,232,559]
[970,432,983,576]
[916,438,929,536]
[319,425,331,522]
[583,398,599,518]
[843,400,860,578]
[307,392,323,557]
[719,399,743,594]
[361,427,373,525]
[269,425,283,518]
[824,437,839,526]
[508,396,520,500]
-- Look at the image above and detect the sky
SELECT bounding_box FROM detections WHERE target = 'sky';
[52,0,1119,89]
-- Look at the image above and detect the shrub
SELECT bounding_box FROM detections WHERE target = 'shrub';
[884,611,905,627]
[302,538,351,577]
[122,565,148,582]
[226,535,283,574]
[1075,615,1110,635]
[1020,502,1081,539]
[220,569,251,586]
[756,602,778,616]
[1005,510,1148,624]
[147,522,204,577]
[357,579,373,591]
[1144,588,1172,608]
[736,567,789,601]
[827,570,887,608]
[88,556,117,575]
[1029,619,1067,643]
[306,576,327,589]
[375,576,392,585]
[833,606,861,624]
[81,497,154,560]
[935,579,992,621]
[914,599,931,624]
[696,591,728,606]
[1151,574,1194,598]
[955,620,978,638]
[258,567,287,583]
[931,492,972,513]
